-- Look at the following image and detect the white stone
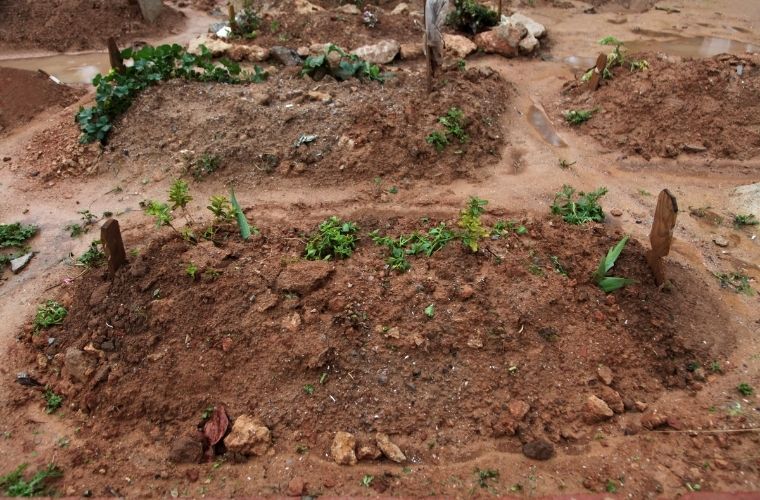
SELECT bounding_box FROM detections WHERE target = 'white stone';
[187,34,232,57]
[351,40,400,64]
[502,12,546,38]
[443,34,477,58]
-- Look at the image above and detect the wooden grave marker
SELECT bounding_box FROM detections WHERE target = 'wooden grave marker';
[645,189,678,286]
[101,219,127,277]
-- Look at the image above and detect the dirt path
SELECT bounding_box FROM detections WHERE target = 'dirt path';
[0,0,759,496]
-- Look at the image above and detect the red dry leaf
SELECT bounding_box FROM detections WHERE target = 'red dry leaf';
[203,406,229,446]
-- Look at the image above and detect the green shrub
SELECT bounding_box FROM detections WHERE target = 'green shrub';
[305,217,359,260]
[551,185,607,224]
[447,0,499,34]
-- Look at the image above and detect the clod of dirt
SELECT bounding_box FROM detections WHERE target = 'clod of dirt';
[356,442,382,461]
[376,433,406,463]
[168,434,205,463]
[508,399,530,420]
[331,431,357,465]
[276,261,335,295]
[640,409,668,430]
[713,236,729,248]
[286,477,306,496]
[596,385,625,414]
[522,439,555,460]
[583,395,614,423]
[225,415,271,456]
[64,347,97,384]
[597,364,614,385]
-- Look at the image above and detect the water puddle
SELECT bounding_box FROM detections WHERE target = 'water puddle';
[626,36,759,58]
[0,52,109,84]
[562,55,597,71]
[527,105,566,147]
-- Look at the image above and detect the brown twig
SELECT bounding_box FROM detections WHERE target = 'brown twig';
[43,268,90,292]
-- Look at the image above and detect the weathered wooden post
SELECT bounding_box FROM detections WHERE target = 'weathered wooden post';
[136,0,164,23]
[587,52,608,92]
[108,37,126,74]
[645,189,678,286]
[101,219,127,277]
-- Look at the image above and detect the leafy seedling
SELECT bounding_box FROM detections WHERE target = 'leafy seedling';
[426,131,449,152]
[427,107,468,151]
[43,388,63,414]
[593,236,635,293]
[446,0,498,34]
[192,154,220,179]
[304,217,359,260]
[0,464,62,497]
[476,468,499,488]
[709,361,722,373]
[605,480,618,493]
[551,185,607,224]
[144,200,173,228]
[186,263,198,279]
[458,196,488,252]
[361,474,374,488]
[169,179,192,211]
[716,272,755,296]
[737,383,754,396]
[207,195,235,223]
[0,223,37,248]
[424,304,435,318]
[564,109,595,125]
[34,301,67,331]
[303,384,315,395]
[77,241,105,267]
[229,187,255,240]
[734,214,759,228]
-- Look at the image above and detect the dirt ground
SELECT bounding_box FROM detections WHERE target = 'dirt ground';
[1,0,759,497]
[0,67,85,135]
[0,0,186,52]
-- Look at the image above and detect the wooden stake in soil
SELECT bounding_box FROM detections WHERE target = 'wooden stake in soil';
[587,52,608,92]
[108,37,126,74]
[228,4,239,35]
[424,0,448,93]
[101,219,127,277]
[645,189,678,286]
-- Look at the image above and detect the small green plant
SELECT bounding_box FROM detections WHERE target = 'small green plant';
[476,468,499,488]
[77,240,105,267]
[491,220,527,238]
[458,196,488,252]
[186,263,198,279]
[370,223,455,272]
[551,185,607,225]
[564,109,594,125]
[457,59,466,71]
[593,236,634,293]
[34,300,67,331]
[550,255,568,276]
[64,223,83,237]
[144,200,173,228]
[201,406,214,421]
[0,464,62,497]
[737,383,754,396]
[605,480,618,493]
[43,388,63,414]
[192,154,220,179]
[361,474,374,488]
[207,196,235,222]
[303,384,315,395]
[229,187,255,240]
[426,131,449,152]
[446,0,498,34]
[169,179,192,211]
[301,44,384,82]
[424,304,435,318]
[716,272,755,296]
[709,361,722,373]
[582,37,648,82]
[0,223,38,248]
[734,214,759,227]
[439,107,468,143]
[685,482,701,492]
[296,444,309,454]
[304,217,359,260]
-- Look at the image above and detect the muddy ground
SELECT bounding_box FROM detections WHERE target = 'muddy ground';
[0,0,759,497]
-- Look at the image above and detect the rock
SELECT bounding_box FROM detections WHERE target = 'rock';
[459,284,475,300]
[712,236,729,247]
[583,395,614,423]
[473,22,527,57]
[335,3,360,14]
[597,365,614,385]
[522,440,554,460]
[225,415,271,456]
[10,252,33,273]
[505,12,546,38]
[296,46,310,57]
[281,312,302,332]
[351,40,400,64]
[640,409,668,430]
[331,431,357,465]
[610,208,623,217]
[399,43,424,60]
[376,433,406,462]
[64,347,97,383]
[306,90,332,103]
[276,261,334,294]
[295,0,323,14]
[227,44,269,62]
[89,283,110,307]
[729,183,760,216]
[390,2,409,14]
[269,46,303,66]
[356,442,382,460]
[683,143,707,153]
[187,34,232,57]
[508,400,530,420]
[518,32,540,54]
[634,401,648,412]
[168,435,203,463]
[286,477,305,496]
[596,386,625,414]
[492,414,518,437]
[443,34,477,58]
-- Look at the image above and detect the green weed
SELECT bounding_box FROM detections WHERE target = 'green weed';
[77,240,105,267]
[43,388,63,414]
[458,196,488,252]
[426,131,449,152]
[301,44,384,82]
[304,217,359,260]
[303,384,315,395]
[551,185,607,224]
[564,109,594,125]
[34,301,67,331]
[734,214,758,227]
[737,383,754,396]
[207,196,235,223]
[0,223,37,248]
[605,480,618,493]
[428,107,468,151]
[476,468,499,488]
[192,154,220,179]
[186,263,198,279]
[716,272,755,296]
[593,236,634,293]
[144,200,173,228]
[0,464,61,497]
[446,0,498,34]
[169,179,192,210]
[424,304,435,318]
[709,361,722,373]
[361,474,374,487]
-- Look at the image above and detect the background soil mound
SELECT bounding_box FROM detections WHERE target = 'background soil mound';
[0,67,84,136]
[14,209,733,470]
[558,53,760,161]
[587,0,658,12]
[0,0,186,52]
[28,67,510,183]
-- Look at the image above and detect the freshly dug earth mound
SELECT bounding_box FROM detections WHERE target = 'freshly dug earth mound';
[0,0,185,52]
[0,67,84,136]
[11,207,734,495]
[22,66,510,184]
[559,54,760,161]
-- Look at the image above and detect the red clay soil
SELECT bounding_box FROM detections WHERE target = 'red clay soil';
[8,205,738,496]
[0,0,186,52]
[20,66,511,184]
[558,53,760,161]
[0,67,85,136]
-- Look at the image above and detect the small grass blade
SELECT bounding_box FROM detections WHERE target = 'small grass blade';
[228,187,251,241]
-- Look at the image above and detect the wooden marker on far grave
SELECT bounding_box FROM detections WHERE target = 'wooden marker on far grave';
[101,219,127,278]
[587,52,608,92]
[645,189,678,286]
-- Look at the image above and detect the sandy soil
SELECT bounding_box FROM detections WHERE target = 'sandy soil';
[0,0,759,497]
